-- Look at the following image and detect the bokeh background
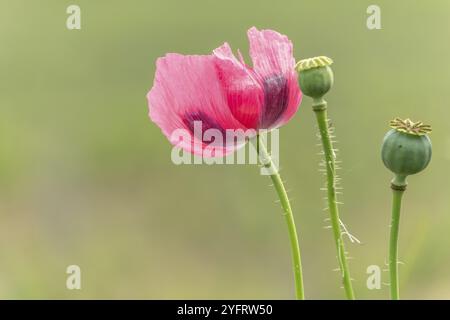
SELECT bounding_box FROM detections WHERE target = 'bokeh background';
[0,0,449,299]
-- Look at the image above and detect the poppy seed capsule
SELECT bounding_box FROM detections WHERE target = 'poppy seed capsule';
[296,56,334,99]
[381,118,432,183]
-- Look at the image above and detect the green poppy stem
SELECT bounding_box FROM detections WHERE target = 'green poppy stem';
[313,99,355,300]
[389,184,405,300]
[256,134,305,300]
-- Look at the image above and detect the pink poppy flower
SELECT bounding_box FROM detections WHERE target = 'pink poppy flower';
[147,27,302,157]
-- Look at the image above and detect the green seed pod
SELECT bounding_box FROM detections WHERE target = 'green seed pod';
[381,118,432,185]
[296,56,334,99]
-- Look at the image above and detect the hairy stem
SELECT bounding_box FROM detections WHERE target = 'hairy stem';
[389,185,404,300]
[256,134,305,299]
[313,99,355,300]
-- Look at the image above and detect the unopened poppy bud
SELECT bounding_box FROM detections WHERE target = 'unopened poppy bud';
[381,118,432,187]
[296,56,334,100]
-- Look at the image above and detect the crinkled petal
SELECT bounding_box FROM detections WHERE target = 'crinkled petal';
[247,27,302,129]
[213,43,264,129]
[147,53,251,157]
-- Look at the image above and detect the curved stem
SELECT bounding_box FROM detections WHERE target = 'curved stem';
[389,187,404,300]
[256,134,305,300]
[313,100,355,300]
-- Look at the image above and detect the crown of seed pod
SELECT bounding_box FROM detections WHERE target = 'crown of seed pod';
[381,118,432,186]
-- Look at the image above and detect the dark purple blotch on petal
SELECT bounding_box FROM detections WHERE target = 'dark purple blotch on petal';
[260,74,289,128]
[182,110,225,146]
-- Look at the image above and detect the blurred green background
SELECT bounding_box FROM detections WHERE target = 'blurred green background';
[0,0,449,299]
